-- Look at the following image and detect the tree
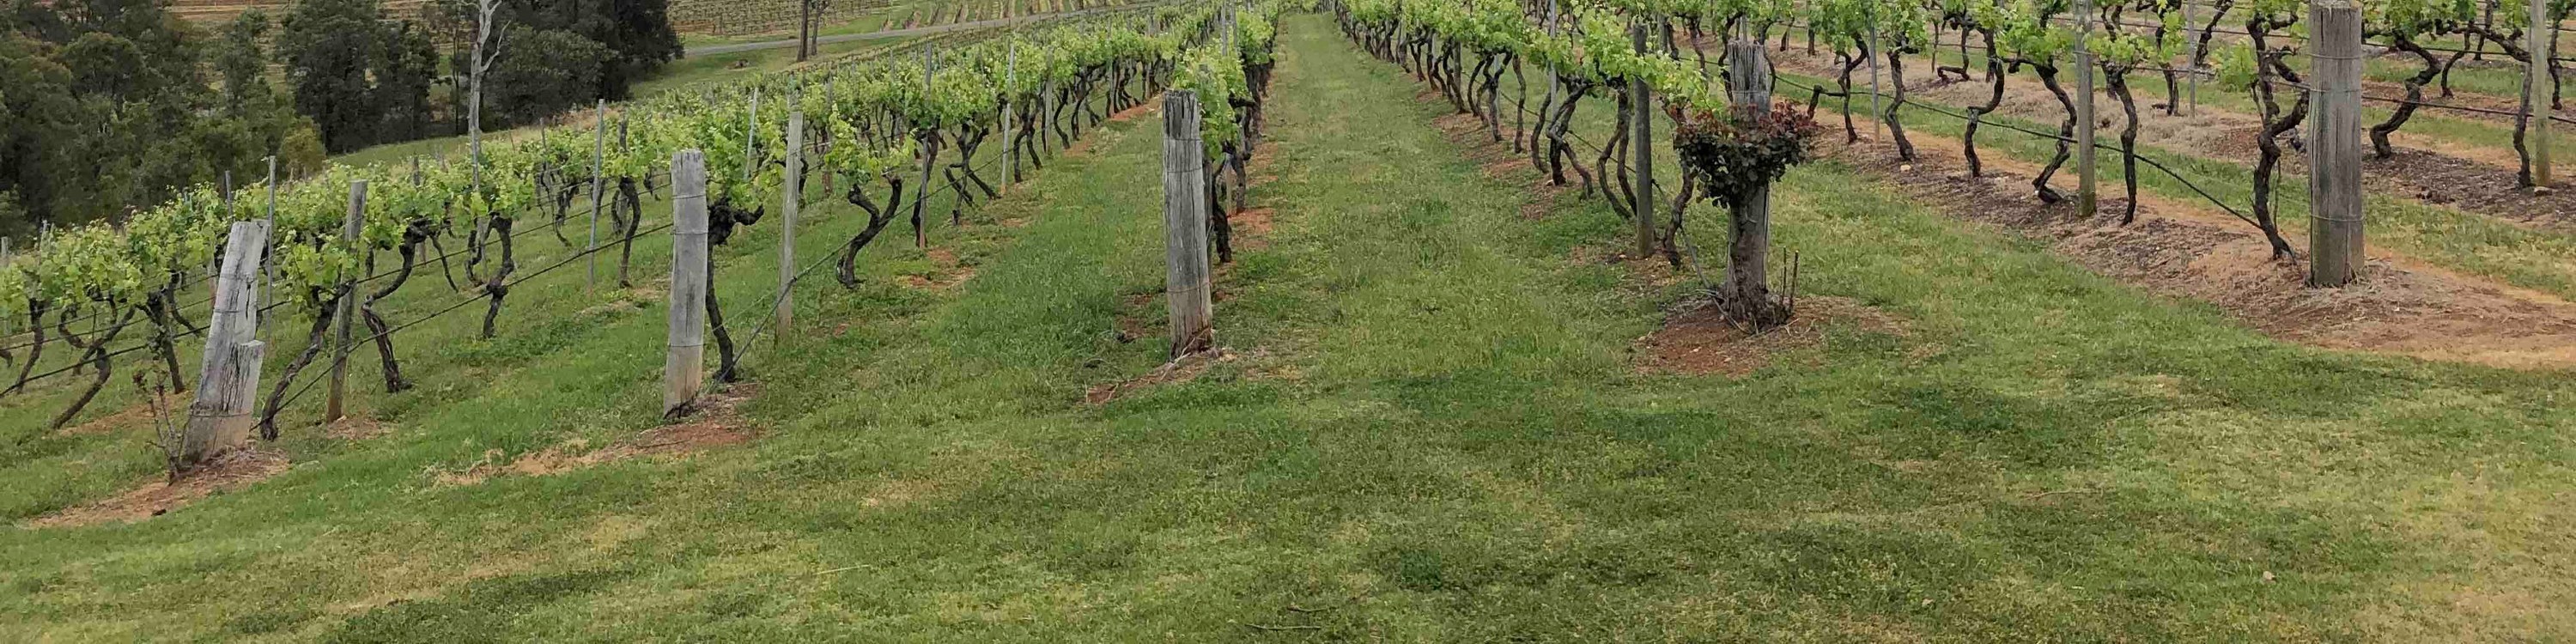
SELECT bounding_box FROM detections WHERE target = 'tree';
[471,26,611,127]
[213,10,272,114]
[278,0,388,153]
[374,21,440,143]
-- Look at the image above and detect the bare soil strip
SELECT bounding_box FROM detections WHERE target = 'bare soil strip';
[1770,47,2576,230]
[1835,133,2576,369]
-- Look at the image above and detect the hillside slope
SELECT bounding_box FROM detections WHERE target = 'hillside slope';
[4,15,2573,641]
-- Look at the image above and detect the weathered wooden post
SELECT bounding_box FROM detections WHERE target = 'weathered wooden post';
[1728,40,1775,319]
[1538,0,1560,156]
[2528,0,2554,186]
[2308,0,2364,287]
[325,180,365,423]
[1631,20,1657,259]
[588,99,607,289]
[780,107,803,336]
[666,150,710,416]
[259,156,278,339]
[180,221,269,468]
[2073,0,2098,216]
[2183,0,2200,115]
[1004,39,1018,192]
[747,88,762,184]
[1866,17,1886,143]
[1162,91,1213,357]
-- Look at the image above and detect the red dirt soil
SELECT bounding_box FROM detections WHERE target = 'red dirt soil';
[434,384,760,486]
[1840,134,2576,369]
[24,448,291,529]
[1637,296,1910,376]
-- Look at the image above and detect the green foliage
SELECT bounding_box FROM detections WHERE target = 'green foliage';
[0,0,309,231]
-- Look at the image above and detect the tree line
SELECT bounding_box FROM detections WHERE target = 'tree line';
[0,0,684,235]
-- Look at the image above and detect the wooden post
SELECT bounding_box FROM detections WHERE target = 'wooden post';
[1161,92,1212,357]
[2073,0,2098,216]
[260,156,278,339]
[666,150,710,416]
[780,108,803,336]
[326,180,365,423]
[1631,20,1657,259]
[1,237,11,346]
[1004,40,1018,191]
[1728,40,1774,311]
[2308,0,2364,288]
[747,88,762,185]
[588,99,607,289]
[2184,0,2200,115]
[1866,18,1886,143]
[180,221,269,468]
[2530,0,2555,187]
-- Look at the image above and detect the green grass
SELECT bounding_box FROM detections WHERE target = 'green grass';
[6,15,2576,641]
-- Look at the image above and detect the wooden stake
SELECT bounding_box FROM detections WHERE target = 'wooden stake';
[1631,20,1657,259]
[666,150,710,416]
[588,99,608,290]
[2184,0,2200,115]
[180,221,268,469]
[260,156,278,340]
[2530,0,2554,186]
[1161,92,1212,357]
[780,108,803,337]
[2073,0,2098,216]
[326,180,365,423]
[1728,39,1775,313]
[2308,0,2365,287]
[1004,40,1018,191]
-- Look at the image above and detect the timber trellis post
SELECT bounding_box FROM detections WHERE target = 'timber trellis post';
[1005,40,1018,192]
[2308,0,2365,287]
[2072,0,2098,216]
[667,150,711,416]
[2529,0,2554,186]
[588,99,608,290]
[326,180,365,423]
[780,106,804,337]
[1631,20,1656,259]
[1728,39,1775,318]
[1162,91,1213,358]
[180,221,269,470]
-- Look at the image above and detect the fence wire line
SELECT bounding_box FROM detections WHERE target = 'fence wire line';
[267,222,679,416]
[1359,23,2272,243]
[1767,17,2576,127]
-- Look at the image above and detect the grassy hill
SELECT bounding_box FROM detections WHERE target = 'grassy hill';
[5,15,2573,641]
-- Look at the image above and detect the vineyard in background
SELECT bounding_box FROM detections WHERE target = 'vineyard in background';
[0,0,1284,495]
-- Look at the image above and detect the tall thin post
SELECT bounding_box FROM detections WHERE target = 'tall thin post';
[747,88,762,185]
[780,108,803,337]
[1004,40,1018,192]
[1161,91,1212,357]
[588,99,607,289]
[1541,0,1561,141]
[2073,0,2098,216]
[1,237,12,345]
[666,150,710,416]
[2184,0,2200,114]
[326,180,365,423]
[260,157,277,338]
[1728,39,1776,320]
[180,221,269,469]
[1631,20,1657,258]
[2529,0,2554,186]
[2308,0,2365,287]
[1866,18,1886,143]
